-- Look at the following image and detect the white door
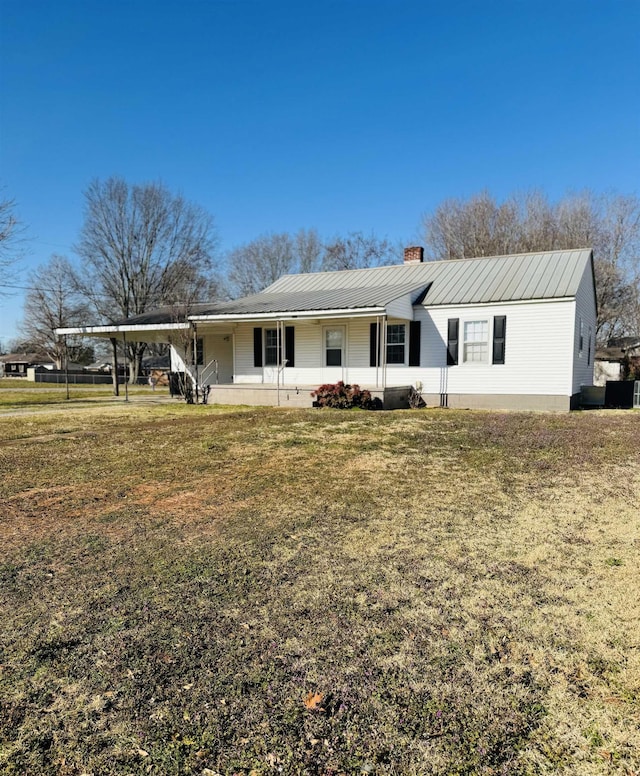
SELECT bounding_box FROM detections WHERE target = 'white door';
[201,333,234,384]
[322,326,346,383]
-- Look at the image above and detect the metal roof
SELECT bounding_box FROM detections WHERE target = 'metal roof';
[265,249,592,306]
[64,249,593,334]
[190,281,430,317]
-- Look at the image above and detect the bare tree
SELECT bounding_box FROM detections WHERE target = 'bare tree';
[321,231,401,271]
[20,255,90,369]
[0,194,26,290]
[421,190,640,340]
[75,177,218,381]
[295,228,323,274]
[227,232,296,297]
[227,229,400,297]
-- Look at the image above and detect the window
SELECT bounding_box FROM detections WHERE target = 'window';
[264,329,279,366]
[463,320,489,363]
[325,327,344,366]
[588,327,592,365]
[386,324,406,364]
[253,326,295,368]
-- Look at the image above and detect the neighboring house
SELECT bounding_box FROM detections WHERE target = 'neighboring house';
[58,247,597,411]
[0,353,55,377]
[594,338,640,386]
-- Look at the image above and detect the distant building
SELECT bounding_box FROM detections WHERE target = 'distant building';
[0,353,55,377]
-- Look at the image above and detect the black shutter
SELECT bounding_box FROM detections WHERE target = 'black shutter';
[370,322,380,367]
[447,318,459,366]
[492,316,506,364]
[409,321,421,367]
[253,327,263,367]
[285,326,295,368]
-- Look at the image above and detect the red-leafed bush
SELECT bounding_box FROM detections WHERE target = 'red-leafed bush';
[311,381,381,410]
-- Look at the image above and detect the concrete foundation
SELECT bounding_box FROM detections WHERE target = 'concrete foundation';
[207,384,413,409]
[206,385,574,412]
[421,392,573,411]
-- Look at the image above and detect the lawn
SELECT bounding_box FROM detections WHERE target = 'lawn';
[0,396,638,775]
[0,379,161,409]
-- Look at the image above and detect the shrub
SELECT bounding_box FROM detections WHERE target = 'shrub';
[311,381,381,410]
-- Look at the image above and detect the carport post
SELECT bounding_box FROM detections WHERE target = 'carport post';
[122,332,129,402]
[64,335,70,400]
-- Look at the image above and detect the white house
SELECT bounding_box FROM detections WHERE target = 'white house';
[58,247,597,411]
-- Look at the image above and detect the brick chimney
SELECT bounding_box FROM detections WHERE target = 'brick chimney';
[404,246,424,264]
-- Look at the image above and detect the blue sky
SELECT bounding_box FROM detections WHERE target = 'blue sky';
[1,0,639,345]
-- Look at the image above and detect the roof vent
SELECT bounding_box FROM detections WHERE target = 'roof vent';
[404,246,424,264]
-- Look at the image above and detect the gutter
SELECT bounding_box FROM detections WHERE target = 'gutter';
[55,322,192,336]
[188,306,388,322]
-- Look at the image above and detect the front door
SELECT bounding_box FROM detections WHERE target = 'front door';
[322,325,346,383]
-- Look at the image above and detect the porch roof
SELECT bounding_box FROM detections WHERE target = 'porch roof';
[57,282,430,336]
[189,281,430,320]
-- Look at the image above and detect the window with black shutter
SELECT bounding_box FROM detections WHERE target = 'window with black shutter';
[386,324,406,364]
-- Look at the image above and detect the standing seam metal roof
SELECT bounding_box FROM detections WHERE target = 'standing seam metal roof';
[264,249,592,306]
[111,249,592,326]
[190,282,430,316]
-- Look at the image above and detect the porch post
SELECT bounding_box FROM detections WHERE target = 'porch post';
[376,315,381,388]
[192,323,199,404]
[122,332,129,402]
[276,319,282,407]
[382,316,388,390]
[64,335,70,400]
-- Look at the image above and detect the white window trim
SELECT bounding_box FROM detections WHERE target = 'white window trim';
[461,318,490,366]
[323,325,346,368]
[386,322,407,367]
[264,328,279,367]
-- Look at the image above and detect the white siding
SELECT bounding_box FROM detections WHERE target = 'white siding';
[234,325,262,383]
[234,322,325,385]
[170,331,233,385]
[410,300,575,397]
[571,260,597,393]
[385,294,413,321]
[230,300,576,399]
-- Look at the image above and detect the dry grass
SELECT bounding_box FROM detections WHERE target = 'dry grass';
[0,380,162,409]
[0,397,638,775]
